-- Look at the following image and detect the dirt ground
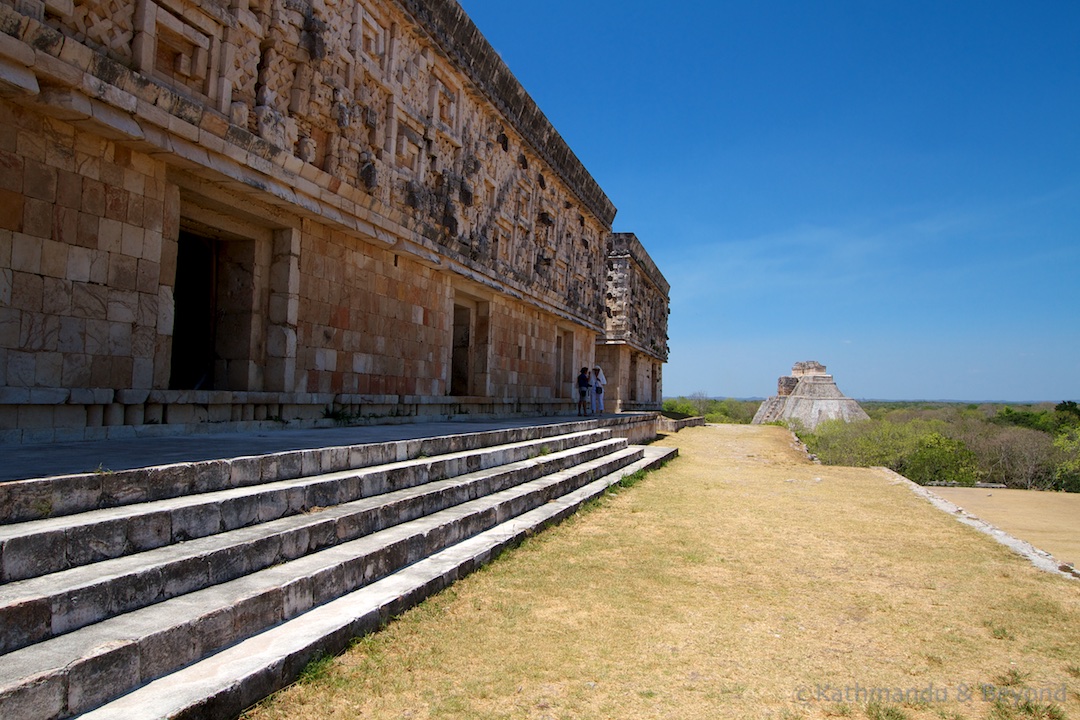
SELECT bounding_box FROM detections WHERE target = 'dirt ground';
[932,486,1080,567]
[247,424,1080,720]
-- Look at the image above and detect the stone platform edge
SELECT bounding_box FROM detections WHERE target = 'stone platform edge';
[0,414,660,524]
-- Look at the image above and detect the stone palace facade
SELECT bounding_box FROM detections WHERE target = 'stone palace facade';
[0,0,669,441]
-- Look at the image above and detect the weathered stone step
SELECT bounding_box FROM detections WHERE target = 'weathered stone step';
[77,446,677,720]
[0,447,646,719]
[0,437,626,654]
[0,421,604,525]
[0,429,611,583]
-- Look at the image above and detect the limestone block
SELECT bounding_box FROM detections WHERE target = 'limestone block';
[144,403,163,423]
[38,239,67,279]
[314,347,336,372]
[17,403,53,428]
[34,351,62,385]
[66,244,92,282]
[143,229,162,263]
[89,354,110,386]
[159,237,178,287]
[71,282,106,321]
[58,316,85,352]
[107,252,138,291]
[42,277,72,315]
[0,402,16,429]
[136,259,159,293]
[55,169,82,209]
[157,285,174,334]
[266,324,295,358]
[19,311,59,351]
[84,318,109,354]
[0,55,39,97]
[89,249,109,284]
[67,387,110,404]
[229,101,248,127]
[255,106,287,148]
[0,230,11,265]
[106,289,138,323]
[111,355,133,388]
[0,267,11,306]
[131,357,153,388]
[23,158,57,202]
[115,387,150,404]
[81,179,106,215]
[11,232,42,273]
[107,321,132,355]
[61,352,91,386]
[153,335,171,387]
[11,271,43,312]
[123,403,144,426]
[98,217,123,253]
[103,402,124,426]
[23,197,53,238]
[137,292,157,326]
[285,295,299,325]
[163,403,194,424]
[54,404,86,428]
[267,294,288,325]
[120,222,144,258]
[0,384,31,403]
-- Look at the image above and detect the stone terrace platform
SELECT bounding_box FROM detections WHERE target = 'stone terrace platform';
[0,413,657,483]
[0,412,672,718]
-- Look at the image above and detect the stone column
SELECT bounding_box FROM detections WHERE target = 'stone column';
[265,227,300,392]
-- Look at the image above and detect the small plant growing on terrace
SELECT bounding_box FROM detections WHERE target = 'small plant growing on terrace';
[993,667,1031,687]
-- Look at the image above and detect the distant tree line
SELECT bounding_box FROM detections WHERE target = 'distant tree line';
[800,401,1080,492]
[661,396,1080,492]
[662,393,759,424]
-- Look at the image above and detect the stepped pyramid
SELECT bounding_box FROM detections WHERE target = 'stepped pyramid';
[751,361,869,430]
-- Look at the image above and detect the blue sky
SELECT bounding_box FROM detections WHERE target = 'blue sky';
[456,0,1080,402]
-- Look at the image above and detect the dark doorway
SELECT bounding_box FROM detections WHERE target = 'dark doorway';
[450,303,471,396]
[170,231,217,389]
[555,330,573,397]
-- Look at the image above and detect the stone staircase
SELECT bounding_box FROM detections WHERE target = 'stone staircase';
[0,420,675,719]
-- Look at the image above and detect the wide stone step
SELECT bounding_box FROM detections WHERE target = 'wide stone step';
[0,437,626,654]
[78,446,677,720]
[0,447,647,719]
[0,421,604,525]
[0,429,610,583]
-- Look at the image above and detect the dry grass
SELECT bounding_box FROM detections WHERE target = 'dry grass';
[931,487,1080,566]
[244,425,1080,720]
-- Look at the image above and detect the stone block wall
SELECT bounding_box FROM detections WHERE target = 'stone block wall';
[602,232,669,362]
[0,105,169,396]
[0,0,656,440]
[595,232,669,411]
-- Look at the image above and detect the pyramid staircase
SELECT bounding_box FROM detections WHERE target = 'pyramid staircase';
[0,420,676,719]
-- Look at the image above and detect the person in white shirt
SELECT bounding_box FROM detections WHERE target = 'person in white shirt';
[591,365,607,415]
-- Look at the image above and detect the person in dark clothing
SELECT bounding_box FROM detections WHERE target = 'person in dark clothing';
[576,367,592,416]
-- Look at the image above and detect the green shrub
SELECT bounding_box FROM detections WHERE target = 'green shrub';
[896,432,979,486]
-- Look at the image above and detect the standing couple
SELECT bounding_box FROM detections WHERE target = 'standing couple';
[576,365,607,416]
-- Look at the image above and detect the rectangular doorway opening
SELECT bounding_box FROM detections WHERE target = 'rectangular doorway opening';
[450,302,472,396]
[170,231,217,390]
[555,330,574,398]
[170,229,259,390]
